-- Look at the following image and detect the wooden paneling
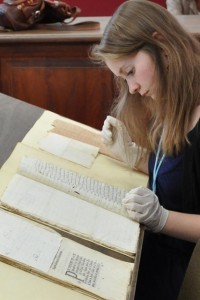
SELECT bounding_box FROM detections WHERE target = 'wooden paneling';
[0,18,115,129]
[0,38,114,129]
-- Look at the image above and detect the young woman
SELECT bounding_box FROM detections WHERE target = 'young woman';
[166,0,200,15]
[91,1,200,299]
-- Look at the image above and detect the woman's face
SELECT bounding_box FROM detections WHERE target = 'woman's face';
[105,50,157,99]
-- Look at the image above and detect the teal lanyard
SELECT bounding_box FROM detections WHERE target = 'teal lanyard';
[152,139,165,193]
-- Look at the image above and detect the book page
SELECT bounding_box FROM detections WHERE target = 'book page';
[39,132,99,168]
[49,238,134,300]
[0,142,147,257]
[0,209,61,272]
[1,174,139,255]
[1,142,148,192]
[51,118,118,160]
[18,155,129,216]
[0,209,134,300]
[22,110,117,160]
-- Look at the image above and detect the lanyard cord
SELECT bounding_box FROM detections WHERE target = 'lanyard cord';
[152,138,165,193]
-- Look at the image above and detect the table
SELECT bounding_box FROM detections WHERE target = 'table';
[0,92,145,300]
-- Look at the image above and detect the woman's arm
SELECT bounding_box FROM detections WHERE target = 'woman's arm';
[122,187,200,242]
[162,211,200,243]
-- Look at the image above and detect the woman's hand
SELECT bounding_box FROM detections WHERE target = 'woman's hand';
[122,186,169,232]
[101,116,138,168]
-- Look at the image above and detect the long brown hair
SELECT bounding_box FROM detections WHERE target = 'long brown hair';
[91,0,200,155]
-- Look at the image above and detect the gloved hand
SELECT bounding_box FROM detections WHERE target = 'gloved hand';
[122,186,169,232]
[101,115,138,168]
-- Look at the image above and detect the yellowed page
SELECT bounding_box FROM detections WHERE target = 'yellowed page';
[18,155,128,216]
[48,238,134,300]
[0,209,134,300]
[22,110,116,160]
[0,173,139,256]
[39,132,99,168]
[1,143,147,191]
[21,110,148,189]
[0,143,146,257]
[0,209,61,272]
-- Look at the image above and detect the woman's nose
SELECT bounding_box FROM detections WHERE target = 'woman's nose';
[128,82,140,94]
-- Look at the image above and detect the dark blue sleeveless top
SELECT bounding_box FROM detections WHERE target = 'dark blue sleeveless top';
[135,124,200,300]
[148,151,184,212]
[147,139,195,255]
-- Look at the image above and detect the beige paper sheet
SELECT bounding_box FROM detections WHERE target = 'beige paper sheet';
[22,110,118,160]
[0,261,92,300]
[21,110,148,190]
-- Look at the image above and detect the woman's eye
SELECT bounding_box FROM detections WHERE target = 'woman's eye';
[127,69,134,76]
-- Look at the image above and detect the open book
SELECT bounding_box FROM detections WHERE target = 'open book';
[0,208,134,300]
[0,111,148,299]
[0,142,142,257]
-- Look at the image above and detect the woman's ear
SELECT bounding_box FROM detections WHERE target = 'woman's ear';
[152,31,165,41]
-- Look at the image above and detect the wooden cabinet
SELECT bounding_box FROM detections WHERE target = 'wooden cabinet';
[0,17,114,130]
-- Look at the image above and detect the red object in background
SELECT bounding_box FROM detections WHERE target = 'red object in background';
[0,0,166,14]
[73,0,125,16]
[72,0,166,16]
[153,0,166,7]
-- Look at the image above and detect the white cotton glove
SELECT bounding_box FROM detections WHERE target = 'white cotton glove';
[101,115,138,168]
[122,186,169,232]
